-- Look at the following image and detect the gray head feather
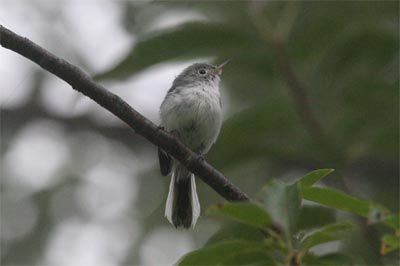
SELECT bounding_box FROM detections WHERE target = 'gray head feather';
[172,63,219,89]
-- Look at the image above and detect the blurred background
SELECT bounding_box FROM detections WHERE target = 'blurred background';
[0,0,398,265]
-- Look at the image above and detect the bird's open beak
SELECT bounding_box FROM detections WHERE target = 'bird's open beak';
[214,59,230,75]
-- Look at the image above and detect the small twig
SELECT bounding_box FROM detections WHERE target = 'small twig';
[273,40,325,141]
[248,2,324,141]
[250,6,350,196]
[0,25,249,202]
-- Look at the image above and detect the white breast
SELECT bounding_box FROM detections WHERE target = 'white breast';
[160,84,222,154]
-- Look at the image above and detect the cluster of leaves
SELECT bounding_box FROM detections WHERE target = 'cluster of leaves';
[178,170,400,265]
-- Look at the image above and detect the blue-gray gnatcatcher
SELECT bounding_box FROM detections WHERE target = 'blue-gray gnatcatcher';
[158,61,228,228]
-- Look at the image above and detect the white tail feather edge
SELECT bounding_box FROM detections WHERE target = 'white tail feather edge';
[190,174,200,228]
[165,171,175,224]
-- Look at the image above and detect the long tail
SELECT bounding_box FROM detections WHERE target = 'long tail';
[165,163,200,229]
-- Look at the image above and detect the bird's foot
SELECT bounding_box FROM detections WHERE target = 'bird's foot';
[196,153,205,162]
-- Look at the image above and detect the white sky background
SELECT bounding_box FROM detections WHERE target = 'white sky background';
[0,0,220,265]
[0,0,214,122]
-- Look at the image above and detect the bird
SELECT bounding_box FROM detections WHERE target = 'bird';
[158,61,228,228]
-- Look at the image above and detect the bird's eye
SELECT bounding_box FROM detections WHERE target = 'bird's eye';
[199,69,206,75]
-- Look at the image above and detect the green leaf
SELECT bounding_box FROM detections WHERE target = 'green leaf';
[316,26,398,79]
[299,169,335,188]
[206,223,265,245]
[290,1,398,62]
[383,214,400,230]
[302,253,354,265]
[260,181,301,241]
[301,186,393,223]
[298,206,336,230]
[207,201,272,229]
[94,22,256,80]
[381,234,400,255]
[219,249,275,265]
[301,186,371,217]
[177,240,273,266]
[301,222,353,252]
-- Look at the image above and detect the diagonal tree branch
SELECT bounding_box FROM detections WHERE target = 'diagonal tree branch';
[0,25,249,202]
